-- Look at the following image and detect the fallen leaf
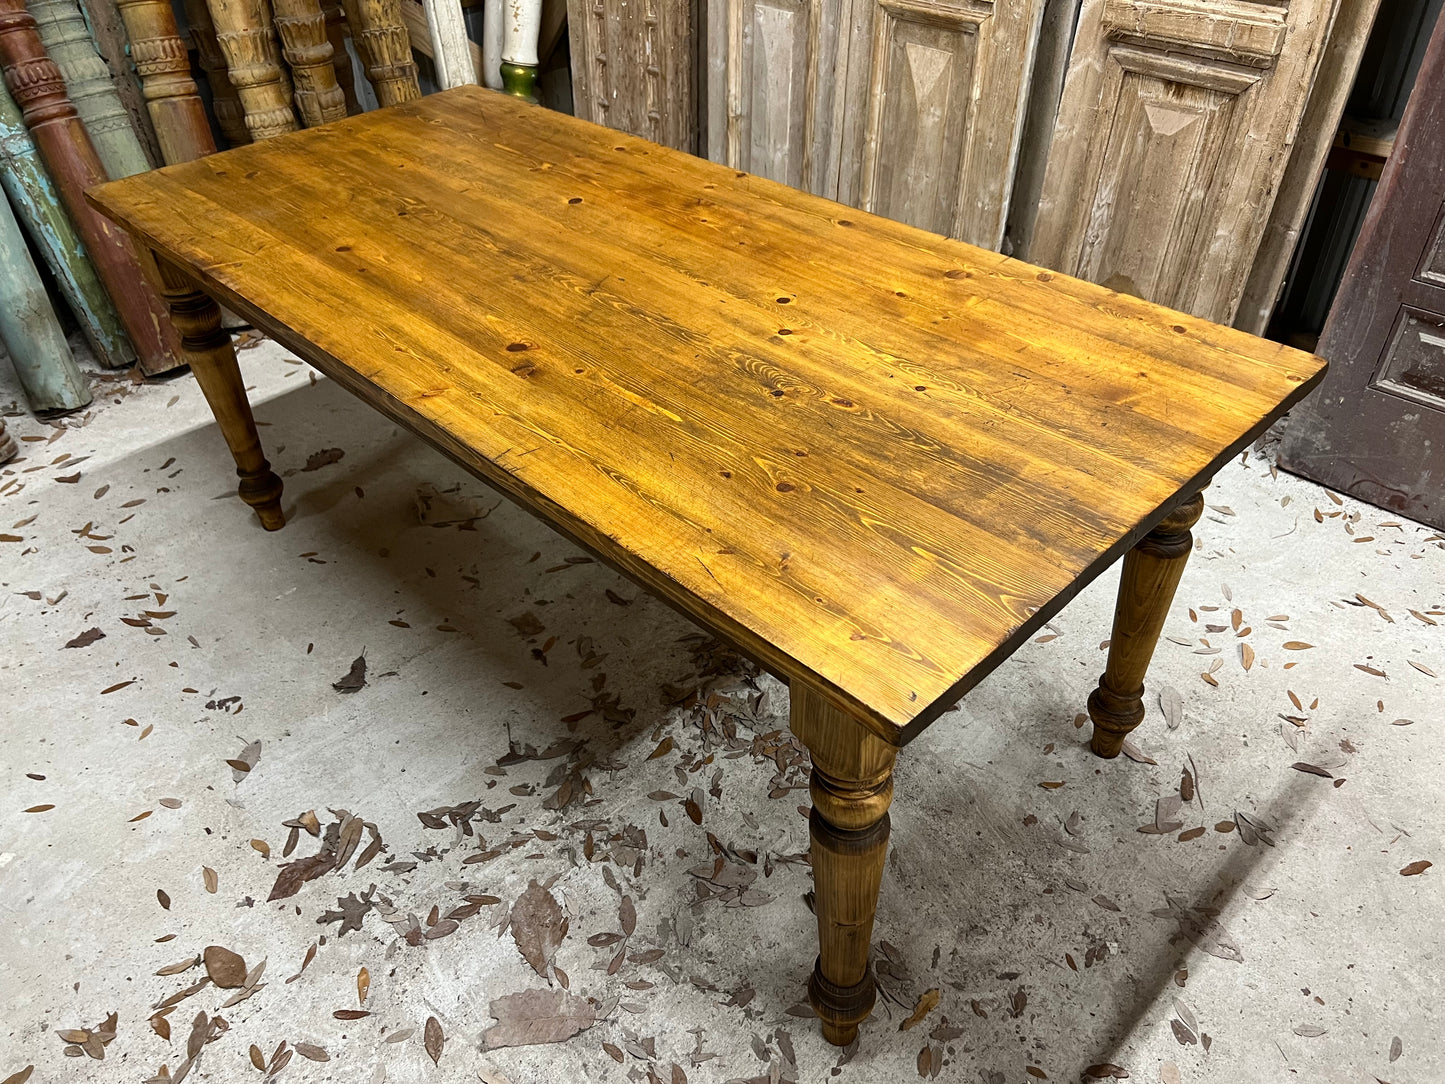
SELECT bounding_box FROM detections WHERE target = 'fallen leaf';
[1390,1035,1403,1062]
[1282,642,1314,651]
[1291,762,1334,778]
[204,946,247,988]
[333,655,367,694]
[1293,1024,1326,1037]
[294,1042,330,1061]
[358,967,370,1004]
[899,988,940,1031]
[65,628,105,649]
[202,867,218,893]
[511,880,568,977]
[1400,861,1432,876]
[425,1016,444,1065]
[481,988,597,1049]
[301,448,345,472]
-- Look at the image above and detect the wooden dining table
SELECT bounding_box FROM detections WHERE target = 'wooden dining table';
[89,86,1327,1046]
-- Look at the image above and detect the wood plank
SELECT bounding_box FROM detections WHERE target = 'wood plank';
[88,87,1325,744]
[1234,0,1383,335]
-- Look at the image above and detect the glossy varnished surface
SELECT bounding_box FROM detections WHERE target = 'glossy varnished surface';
[88,86,1326,745]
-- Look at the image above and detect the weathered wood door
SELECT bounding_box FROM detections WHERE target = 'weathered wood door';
[1029,0,1338,324]
[1278,12,1445,529]
[707,0,1044,249]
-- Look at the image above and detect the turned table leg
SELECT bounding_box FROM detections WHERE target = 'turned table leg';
[1088,492,1205,757]
[789,682,898,1046]
[151,253,285,530]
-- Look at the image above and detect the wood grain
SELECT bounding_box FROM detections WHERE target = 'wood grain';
[1032,0,1338,324]
[0,0,179,373]
[791,680,895,1045]
[88,87,1326,745]
[1087,491,1202,757]
[115,0,218,164]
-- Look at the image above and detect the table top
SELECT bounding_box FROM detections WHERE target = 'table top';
[89,87,1327,746]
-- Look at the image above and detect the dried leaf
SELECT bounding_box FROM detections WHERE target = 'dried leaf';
[1159,686,1183,729]
[1282,642,1314,651]
[333,655,367,693]
[357,967,370,1004]
[294,1042,330,1061]
[1292,1024,1326,1037]
[425,1017,444,1065]
[899,988,940,1031]
[1291,762,1334,778]
[1400,861,1432,876]
[1390,1035,1403,1062]
[204,946,247,988]
[481,988,597,1049]
[511,880,568,976]
[202,867,218,894]
[646,737,674,760]
[65,627,105,649]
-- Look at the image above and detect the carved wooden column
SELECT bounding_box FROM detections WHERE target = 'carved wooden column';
[115,0,217,163]
[0,0,179,374]
[790,682,898,1046]
[271,0,345,126]
[149,252,285,528]
[182,0,249,146]
[321,0,360,114]
[205,0,298,140]
[339,0,418,106]
[29,0,154,178]
[0,180,89,412]
[1088,493,1206,758]
[0,78,134,368]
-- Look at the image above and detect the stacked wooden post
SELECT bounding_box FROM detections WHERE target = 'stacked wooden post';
[0,0,179,374]
[30,0,154,178]
[0,180,89,411]
[183,0,250,146]
[340,0,419,106]
[321,0,361,114]
[0,79,134,368]
[115,0,217,163]
[206,0,298,141]
[271,0,346,126]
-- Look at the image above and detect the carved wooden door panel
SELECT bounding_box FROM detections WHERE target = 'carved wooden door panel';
[833,0,1044,247]
[707,0,1043,250]
[707,0,847,196]
[1029,0,1337,324]
[1278,12,1445,529]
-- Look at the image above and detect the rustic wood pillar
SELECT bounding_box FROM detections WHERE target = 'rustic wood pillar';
[115,0,217,164]
[789,682,897,1046]
[0,77,134,368]
[76,0,163,164]
[29,0,154,178]
[339,0,419,106]
[182,0,250,146]
[205,0,298,140]
[0,0,179,374]
[1088,493,1205,758]
[0,181,89,412]
[321,0,361,114]
[148,251,285,529]
[271,0,346,126]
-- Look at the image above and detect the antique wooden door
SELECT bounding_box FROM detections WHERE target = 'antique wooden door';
[706,0,1044,249]
[1278,12,1445,529]
[1029,0,1339,324]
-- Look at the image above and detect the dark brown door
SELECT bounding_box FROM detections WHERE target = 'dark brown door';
[1279,10,1445,529]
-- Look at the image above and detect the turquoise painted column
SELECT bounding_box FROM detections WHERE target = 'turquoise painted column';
[0,80,134,368]
[0,188,89,412]
[29,0,154,179]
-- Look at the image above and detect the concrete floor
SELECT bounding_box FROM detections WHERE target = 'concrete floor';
[1,340,1441,1084]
